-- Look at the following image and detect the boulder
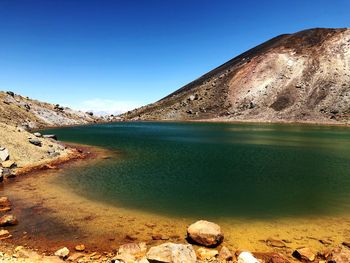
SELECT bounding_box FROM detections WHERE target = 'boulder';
[0,214,18,226]
[0,148,9,162]
[29,138,42,147]
[196,247,218,261]
[6,91,14,97]
[187,220,224,247]
[146,243,196,263]
[1,160,16,169]
[237,252,259,263]
[33,132,42,137]
[292,247,315,262]
[218,246,233,261]
[54,247,69,259]
[115,242,147,262]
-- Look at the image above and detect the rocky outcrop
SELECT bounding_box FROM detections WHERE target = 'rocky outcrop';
[0,91,101,129]
[146,243,196,263]
[187,220,224,247]
[122,28,350,125]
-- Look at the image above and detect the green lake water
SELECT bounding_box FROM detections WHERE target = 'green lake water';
[42,122,350,219]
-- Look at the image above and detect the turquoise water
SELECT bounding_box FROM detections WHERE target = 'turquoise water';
[42,122,350,219]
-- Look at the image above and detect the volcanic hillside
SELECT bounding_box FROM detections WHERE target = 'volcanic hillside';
[122,28,350,124]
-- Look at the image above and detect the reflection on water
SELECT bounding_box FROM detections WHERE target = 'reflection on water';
[42,122,350,219]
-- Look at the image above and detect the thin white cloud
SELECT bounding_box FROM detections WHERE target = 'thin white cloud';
[76,98,143,115]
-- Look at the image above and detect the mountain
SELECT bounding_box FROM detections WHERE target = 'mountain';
[0,91,101,129]
[122,28,350,124]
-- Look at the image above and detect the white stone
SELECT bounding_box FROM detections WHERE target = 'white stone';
[0,148,9,162]
[237,252,259,263]
[146,243,196,263]
[54,247,69,258]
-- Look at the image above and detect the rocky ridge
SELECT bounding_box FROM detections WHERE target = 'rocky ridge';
[0,91,101,129]
[122,28,350,124]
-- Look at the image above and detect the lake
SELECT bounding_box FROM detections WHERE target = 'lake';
[41,122,350,220]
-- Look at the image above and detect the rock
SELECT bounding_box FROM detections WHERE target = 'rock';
[187,220,224,247]
[115,242,147,262]
[33,132,42,137]
[43,134,58,140]
[0,148,9,162]
[266,238,286,248]
[1,160,16,169]
[196,247,218,261]
[0,230,10,237]
[67,252,85,261]
[253,252,290,263]
[2,168,15,178]
[292,247,315,262]
[218,246,233,261]
[0,214,18,226]
[152,234,169,240]
[146,243,196,263]
[6,91,14,97]
[74,244,85,251]
[29,138,42,147]
[0,168,3,182]
[330,247,350,263]
[188,95,196,101]
[237,252,259,263]
[86,111,94,116]
[54,247,70,259]
[0,197,11,208]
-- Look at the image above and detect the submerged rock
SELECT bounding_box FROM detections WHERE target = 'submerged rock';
[146,243,196,263]
[0,214,18,226]
[187,220,224,247]
[54,247,70,259]
[0,197,11,209]
[237,252,259,263]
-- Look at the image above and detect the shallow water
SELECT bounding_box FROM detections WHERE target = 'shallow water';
[41,122,350,220]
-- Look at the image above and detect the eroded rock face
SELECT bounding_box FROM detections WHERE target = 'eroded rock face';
[0,214,18,226]
[146,243,196,263]
[187,220,224,247]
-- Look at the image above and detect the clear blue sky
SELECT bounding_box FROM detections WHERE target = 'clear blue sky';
[0,0,349,113]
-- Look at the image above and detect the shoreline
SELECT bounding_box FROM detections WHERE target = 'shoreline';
[1,125,350,262]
